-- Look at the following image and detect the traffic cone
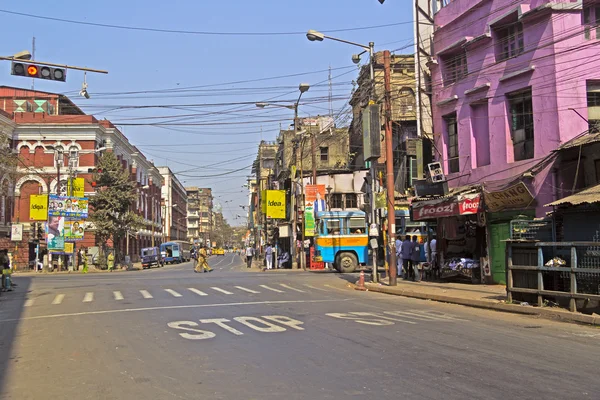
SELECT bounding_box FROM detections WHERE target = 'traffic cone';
[355,271,367,291]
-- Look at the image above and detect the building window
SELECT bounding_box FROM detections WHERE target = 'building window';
[587,82,600,133]
[442,51,468,86]
[444,113,459,173]
[470,102,491,167]
[508,89,534,161]
[408,156,419,186]
[583,5,600,40]
[331,193,343,209]
[320,146,329,162]
[68,147,79,168]
[496,22,524,61]
[345,193,358,209]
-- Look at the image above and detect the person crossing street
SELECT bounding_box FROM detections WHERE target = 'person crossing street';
[195,244,213,273]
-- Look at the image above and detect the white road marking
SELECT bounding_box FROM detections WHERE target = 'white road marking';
[259,285,284,293]
[24,299,35,307]
[165,289,182,298]
[113,291,124,301]
[2,299,349,322]
[83,292,94,303]
[188,288,208,296]
[235,286,260,294]
[139,290,153,299]
[303,284,328,291]
[199,318,244,335]
[324,284,347,292]
[211,287,233,295]
[279,284,306,293]
[52,294,65,305]
[233,316,287,332]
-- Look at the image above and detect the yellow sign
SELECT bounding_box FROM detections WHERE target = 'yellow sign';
[29,194,48,221]
[64,242,74,254]
[484,182,534,212]
[264,190,286,219]
[67,178,85,197]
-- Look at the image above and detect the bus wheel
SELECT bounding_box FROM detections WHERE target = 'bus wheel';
[336,252,358,273]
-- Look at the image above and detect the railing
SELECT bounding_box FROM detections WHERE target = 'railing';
[507,242,600,312]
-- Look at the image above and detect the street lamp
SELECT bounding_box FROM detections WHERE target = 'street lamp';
[307,29,380,283]
[255,83,310,133]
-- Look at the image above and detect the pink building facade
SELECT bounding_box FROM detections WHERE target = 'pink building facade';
[430,0,600,214]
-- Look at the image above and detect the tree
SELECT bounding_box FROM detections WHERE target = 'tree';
[88,152,139,266]
[0,129,17,196]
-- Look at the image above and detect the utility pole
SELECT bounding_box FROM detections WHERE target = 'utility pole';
[367,42,379,284]
[384,50,397,286]
[311,129,317,184]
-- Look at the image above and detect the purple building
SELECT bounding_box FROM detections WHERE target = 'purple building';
[422,0,600,282]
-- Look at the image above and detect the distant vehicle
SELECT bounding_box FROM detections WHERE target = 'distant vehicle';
[214,248,225,256]
[141,247,163,269]
[160,241,191,264]
[314,210,369,273]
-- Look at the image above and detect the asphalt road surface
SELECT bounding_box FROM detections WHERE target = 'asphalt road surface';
[1,253,599,399]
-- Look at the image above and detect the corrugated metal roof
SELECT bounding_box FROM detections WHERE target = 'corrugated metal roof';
[557,132,600,150]
[546,184,600,207]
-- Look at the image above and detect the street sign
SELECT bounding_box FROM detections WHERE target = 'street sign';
[11,224,23,241]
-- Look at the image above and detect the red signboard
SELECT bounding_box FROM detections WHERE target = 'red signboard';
[412,193,481,221]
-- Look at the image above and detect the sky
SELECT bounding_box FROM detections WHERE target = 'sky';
[0,0,414,225]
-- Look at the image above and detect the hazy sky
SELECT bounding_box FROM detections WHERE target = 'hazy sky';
[1,0,413,224]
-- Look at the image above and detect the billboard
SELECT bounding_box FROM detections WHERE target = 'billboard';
[304,185,326,237]
[29,194,48,221]
[48,195,89,218]
[262,190,286,219]
[46,215,65,250]
[65,220,85,240]
[67,178,85,198]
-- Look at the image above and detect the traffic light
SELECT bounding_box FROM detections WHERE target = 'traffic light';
[87,168,103,188]
[37,223,45,239]
[11,61,67,82]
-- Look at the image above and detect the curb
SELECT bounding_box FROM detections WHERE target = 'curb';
[363,283,600,327]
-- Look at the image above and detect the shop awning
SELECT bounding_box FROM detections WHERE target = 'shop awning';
[546,184,600,207]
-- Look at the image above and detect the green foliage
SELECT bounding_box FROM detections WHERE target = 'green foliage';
[88,152,138,257]
[0,130,18,194]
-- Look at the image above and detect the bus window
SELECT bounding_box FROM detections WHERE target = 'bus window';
[318,220,325,235]
[326,219,340,235]
[348,218,365,234]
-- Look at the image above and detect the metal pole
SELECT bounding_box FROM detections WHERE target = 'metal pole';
[311,132,317,184]
[368,42,378,283]
[299,137,306,270]
[384,50,397,286]
[291,105,300,268]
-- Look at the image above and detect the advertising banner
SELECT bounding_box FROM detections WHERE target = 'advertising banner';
[46,215,65,251]
[264,190,286,219]
[304,185,326,237]
[48,195,89,218]
[67,178,85,198]
[65,220,85,240]
[29,194,48,221]
[11,224,23,241]
[412,193,482,221]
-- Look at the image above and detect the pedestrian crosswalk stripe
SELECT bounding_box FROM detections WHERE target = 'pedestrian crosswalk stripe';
[165,289,182,298]
[303,284,328,291]
[52,294,65,305]
[211,287,233,295]
[140,290,153,299]
[113,291,124,301]
[188,288,208,296]
[83,292,94,303]
[235,286,260,294]
[280,284,305,293]
[259,285,284,293]
[24,299,35,307]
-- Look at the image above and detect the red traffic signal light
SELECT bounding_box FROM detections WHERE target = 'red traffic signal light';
[11,62,67,82]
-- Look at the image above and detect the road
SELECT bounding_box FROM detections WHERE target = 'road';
[0,253,599,399]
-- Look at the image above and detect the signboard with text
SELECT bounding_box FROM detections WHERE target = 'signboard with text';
[29,194,48,221]
[412,193,481,221]
[11,224,23,241]
[67,178,85,198]
[48,195,89,218]
[65,220,85,240]
[261,190,286,219]
[304,185,326,237]
[484,182,534,212]
[46,215,65,251]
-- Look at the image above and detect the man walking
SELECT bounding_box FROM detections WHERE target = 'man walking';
[265,244,273,270]
[411,235,421,282]
[195,244,213,273]
[245,245,254,268]
[401,235,413,280]
[395,236,403,278]
[107,251,115,272]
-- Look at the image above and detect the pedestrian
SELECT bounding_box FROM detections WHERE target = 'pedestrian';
[245,245,254,268]
[265,244,273,270]
[107,251,115,272]
[0,249,11,290]
[395,236,403,278]
[411,235,421,282]
[401,235,413,280]
[81,247,88,274]
[195,244,213,273]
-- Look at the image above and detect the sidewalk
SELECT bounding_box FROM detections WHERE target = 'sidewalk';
[363,278,600,326]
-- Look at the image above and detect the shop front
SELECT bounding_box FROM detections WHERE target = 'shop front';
[411,190,487,283]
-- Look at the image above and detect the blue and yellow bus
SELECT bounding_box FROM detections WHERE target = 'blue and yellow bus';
[314,210,369,273]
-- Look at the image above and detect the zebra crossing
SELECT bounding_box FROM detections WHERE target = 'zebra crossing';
[22,283,328,307]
